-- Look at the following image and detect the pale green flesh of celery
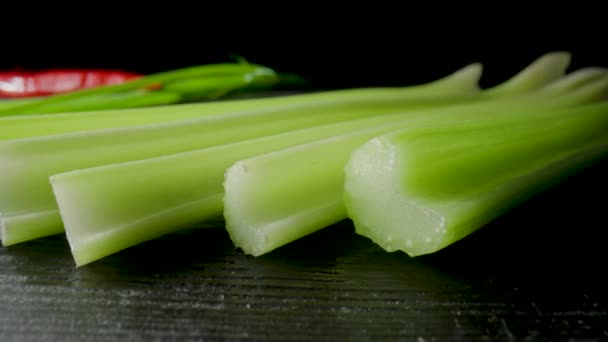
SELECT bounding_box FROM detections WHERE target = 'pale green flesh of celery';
[0,52,583,249]
[223,132,388,257]
[221,96,608,256]
[51,89,606,265]
[343,103,608,257]
[0,91,490,246]
[51,117,429,266]
[2,69,605,248]
[0,62,483,141]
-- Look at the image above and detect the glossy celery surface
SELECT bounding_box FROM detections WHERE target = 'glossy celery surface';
[344,102,608,257]
[0,63,490,246]
[51,117,425,266]
[222,77,608,256]
[50,80,605,266]
[0,52,581,260]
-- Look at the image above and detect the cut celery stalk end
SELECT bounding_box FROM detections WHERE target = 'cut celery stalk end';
[51,116,427,266]
[4,76,603,247]
[57,88,576,265]
[2,75,605,248]
[0,59,525,246]
[221,96,608,256]
[224,130,392,256]
[0,92,483,246]
[0,52,591,250]
[344,102,608,257]
[47,55,607,264]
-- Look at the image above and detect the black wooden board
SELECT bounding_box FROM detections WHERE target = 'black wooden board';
[1,157,607,341]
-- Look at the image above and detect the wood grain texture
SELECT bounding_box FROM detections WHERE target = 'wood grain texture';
[1,160,607,342]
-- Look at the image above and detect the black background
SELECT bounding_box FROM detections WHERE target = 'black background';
[1,11,608,341]
[3,12,607,90]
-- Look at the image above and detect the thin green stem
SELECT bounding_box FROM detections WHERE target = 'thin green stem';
[0,63,276,116]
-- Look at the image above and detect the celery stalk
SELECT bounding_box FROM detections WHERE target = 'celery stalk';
[221,80,608,256]
[50,80,607,265]
[343,102,608,257]
[223,130,391,256]
[0,63,490,246]
[50,116,428,266]
[0,52,579,251]
[0,62,483,141]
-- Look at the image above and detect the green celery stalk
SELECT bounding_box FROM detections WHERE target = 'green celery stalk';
[0,52,579,249]
[221,80,608,256]
[0,62,491,246]
[0,99,466,246]
[49,78,607,266]
[343,102,608,257]
[0,62,483,141]
[50,117,420,266]
[223,130,398,256]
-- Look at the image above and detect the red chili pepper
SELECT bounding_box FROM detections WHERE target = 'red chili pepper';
[0,69,143,98]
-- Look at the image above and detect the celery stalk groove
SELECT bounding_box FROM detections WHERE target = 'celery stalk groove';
[221,82,608,256]
[51,116,433,266]
[0,51,595,267]
[50,80,607,265]
[0,64,490,245]
[343,103,608,257]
